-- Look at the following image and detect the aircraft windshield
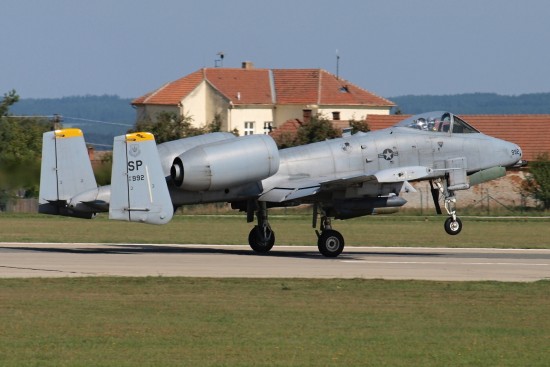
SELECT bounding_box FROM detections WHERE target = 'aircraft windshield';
[395,111,479,134]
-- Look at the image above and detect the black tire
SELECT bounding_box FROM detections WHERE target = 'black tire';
[444,217,462,235]
[248,225,275,253]
[317,230,345,257]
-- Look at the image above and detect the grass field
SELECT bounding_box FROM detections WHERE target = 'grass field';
[1,213,549,366]
[1,213,549,249]
[0,278,549,366]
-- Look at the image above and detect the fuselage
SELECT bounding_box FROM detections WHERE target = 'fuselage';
[262,126,522,191]
[70,112,523,211]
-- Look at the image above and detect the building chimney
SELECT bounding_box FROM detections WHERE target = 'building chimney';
[242,61,254,69]
[302,109,312,124]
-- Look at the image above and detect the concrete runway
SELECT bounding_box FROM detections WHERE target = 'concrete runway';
[1,242,549,281]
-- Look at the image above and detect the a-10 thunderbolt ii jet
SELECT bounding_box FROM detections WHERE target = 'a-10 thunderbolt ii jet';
[39,111,524,257]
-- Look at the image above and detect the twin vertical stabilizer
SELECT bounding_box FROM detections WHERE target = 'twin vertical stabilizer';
[39,129,98,218]
[109,132,173,224]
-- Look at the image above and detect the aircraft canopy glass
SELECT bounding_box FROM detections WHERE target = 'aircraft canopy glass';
[395,111,480,134]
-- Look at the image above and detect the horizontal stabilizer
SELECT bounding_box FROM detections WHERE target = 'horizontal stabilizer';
[109,132,173,225]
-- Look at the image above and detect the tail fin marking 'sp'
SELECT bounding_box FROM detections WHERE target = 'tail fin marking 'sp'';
[39,129,98,217]
[109,132,173,225]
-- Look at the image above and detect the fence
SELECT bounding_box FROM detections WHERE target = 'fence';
[2,198,38,213]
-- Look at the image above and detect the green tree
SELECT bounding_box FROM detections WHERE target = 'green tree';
[522,153,550,209]
[0,90,19,116]
[93,152,112,186]
[131,112,208,144]
[272,131,298,149]
[207,113,223,133]
[273,114,341,148]
[295,114,340,145]
[348,117,370,134]
[0,91,51,201]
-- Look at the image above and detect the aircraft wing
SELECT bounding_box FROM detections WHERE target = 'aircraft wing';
[259,166,432,203]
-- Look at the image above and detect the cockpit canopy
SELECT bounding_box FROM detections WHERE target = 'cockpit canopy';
[395,111,479,134]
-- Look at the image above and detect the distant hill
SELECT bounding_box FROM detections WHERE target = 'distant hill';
[388,93,550,115]
[11,95,135,150]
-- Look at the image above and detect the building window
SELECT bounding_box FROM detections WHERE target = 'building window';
[263,121,273,134]
[244,121,255,135]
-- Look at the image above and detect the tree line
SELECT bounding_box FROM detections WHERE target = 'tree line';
[390,92,550,115]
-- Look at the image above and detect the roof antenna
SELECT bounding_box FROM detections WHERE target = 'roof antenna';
[336,49,340,80]
[215,52,224,67]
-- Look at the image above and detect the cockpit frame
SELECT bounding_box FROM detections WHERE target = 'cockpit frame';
[395,111,480,134]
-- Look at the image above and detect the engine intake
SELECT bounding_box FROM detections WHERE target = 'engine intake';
[171,134,280,191]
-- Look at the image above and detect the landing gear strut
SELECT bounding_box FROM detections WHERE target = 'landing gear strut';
[314,204,345,257]
[248,201,275,253]
[432,179,463,235]
[245,200,345,257]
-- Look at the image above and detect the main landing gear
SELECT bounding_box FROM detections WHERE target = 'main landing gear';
[247,201,345,257]
[430,179,463,235]
[247,202,275,253]
[313,204,345,257]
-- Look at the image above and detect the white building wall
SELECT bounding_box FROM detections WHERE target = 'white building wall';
[228,106,275,135]
[180,82,207,127]
[204,83,231,131]
[317,106,392,120]
[274,105,316,126]
[180,81,231,130]
[273,105,391,128]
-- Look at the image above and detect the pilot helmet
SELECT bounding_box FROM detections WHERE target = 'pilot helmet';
[416,118,427,130]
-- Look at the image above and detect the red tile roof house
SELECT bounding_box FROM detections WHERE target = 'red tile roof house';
[132,63,548,210]
[132,62,395,135]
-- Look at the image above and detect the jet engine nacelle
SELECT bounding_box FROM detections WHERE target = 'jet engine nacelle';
[171,134,280,191]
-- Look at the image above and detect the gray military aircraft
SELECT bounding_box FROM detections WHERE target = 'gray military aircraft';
[39,111,524,257]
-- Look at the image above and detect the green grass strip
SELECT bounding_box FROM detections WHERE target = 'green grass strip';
[0,278,549,366]
[1,214,549,248]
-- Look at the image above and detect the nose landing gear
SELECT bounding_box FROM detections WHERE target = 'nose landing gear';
[432,179,463,235]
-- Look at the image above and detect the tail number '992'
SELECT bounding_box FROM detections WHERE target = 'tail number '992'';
[129,175,145,182]
[511,149,521,156]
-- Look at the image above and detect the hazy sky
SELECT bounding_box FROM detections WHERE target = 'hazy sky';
[2,0,549,99]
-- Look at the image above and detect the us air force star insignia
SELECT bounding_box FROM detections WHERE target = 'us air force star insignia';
[341,141,352,153]
[378,148,398,161]
[129,144,141,157]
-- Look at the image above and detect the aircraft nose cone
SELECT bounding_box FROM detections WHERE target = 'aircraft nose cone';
[508,143,523,166]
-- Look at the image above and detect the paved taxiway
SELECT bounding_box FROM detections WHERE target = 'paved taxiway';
[1,242,549,281]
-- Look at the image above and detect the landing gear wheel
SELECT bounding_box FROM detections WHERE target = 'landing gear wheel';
[317,230,345,257]
[444,217,462,235]
[248,225,275,253]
